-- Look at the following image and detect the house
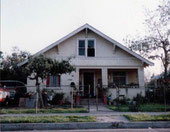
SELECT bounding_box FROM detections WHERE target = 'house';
[150,70,170,88]
[19,24,154,101]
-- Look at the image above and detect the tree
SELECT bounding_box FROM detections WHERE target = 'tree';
[26,54,75,108]
[126,0,170,110]
[0,51,3,69]
[0,47,31,83]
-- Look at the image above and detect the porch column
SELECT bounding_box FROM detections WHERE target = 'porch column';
[102,68,108,86]
[138,67,144,88]
[75,67,79,86]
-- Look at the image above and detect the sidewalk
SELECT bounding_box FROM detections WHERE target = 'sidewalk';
[0,105,169,117]
[1,121,170,131]
[0,111,169,117]
[1,105,170,131]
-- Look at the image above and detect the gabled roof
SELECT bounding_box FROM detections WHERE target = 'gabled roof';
[18,23,154,66]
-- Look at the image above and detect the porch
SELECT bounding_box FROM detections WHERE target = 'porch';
[77,67,145,100]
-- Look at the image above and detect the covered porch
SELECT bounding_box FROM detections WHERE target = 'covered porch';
[76,67,145,100]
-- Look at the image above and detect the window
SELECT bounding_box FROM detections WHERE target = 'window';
[46,75,60,87]
[78,39,95,57]
[87,40,95,57]
[78,40,85,56]
[112,72,126,86]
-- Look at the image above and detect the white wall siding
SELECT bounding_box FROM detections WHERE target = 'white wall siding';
[26,28,146,101]
[108,88,145,100]
[43,30,143,67]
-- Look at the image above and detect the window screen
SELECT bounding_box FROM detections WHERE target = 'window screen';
[87,40,95,57]
[112,72,126,86]
[78,40,85,56]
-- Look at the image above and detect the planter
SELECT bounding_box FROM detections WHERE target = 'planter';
[59,100,63,105]
[76,95,80,105]
[103,95,107,105]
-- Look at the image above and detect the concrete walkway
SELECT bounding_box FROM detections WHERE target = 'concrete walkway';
[96,115,129,122]
[83,104,113,112]
[0,112,169,117]
[0,105,169,117]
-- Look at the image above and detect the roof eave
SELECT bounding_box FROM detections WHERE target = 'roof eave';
[18,23,154,67]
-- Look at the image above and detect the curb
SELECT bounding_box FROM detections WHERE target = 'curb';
[1,121,170,131]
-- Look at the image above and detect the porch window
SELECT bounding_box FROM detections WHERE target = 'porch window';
[112,72,126,86]
[87,40,95,57]
[46,75,60,87]
[78,40,85,56]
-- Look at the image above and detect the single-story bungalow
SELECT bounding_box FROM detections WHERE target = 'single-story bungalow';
[19,24,154,102]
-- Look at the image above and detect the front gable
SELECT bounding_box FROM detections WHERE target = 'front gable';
[18,24,154,67]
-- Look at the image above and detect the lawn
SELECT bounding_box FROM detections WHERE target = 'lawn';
[124,114,170,121]
[107,105,129,112]
[0,108,88,114]
[107,103,170,112]
[0,115,96,123]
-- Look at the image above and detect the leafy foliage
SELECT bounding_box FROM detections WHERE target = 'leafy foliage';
[0,47,31,83]
[126,0,170,61]
[25,54,74,108]
[51,93,64,105]
[125,1,170,104]
[108,103,170,112]
[26,54,75,84]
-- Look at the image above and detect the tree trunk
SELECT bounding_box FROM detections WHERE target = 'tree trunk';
[163,46,168,112]
[35,77,44,110]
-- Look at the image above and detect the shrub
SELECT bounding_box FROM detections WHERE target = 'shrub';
[133,94,147,104]
[51,93,64,105]
[128,101,139,112]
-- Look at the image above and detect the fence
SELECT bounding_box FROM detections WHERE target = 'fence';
[0,84,169,112]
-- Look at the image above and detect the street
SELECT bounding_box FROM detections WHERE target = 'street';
[5,129,170,132]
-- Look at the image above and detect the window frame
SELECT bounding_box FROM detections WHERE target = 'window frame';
[47,75,61,87]
[87,38,96,57]
[112,71,127,86]
[77,38,86,56]
[77,38,96,57]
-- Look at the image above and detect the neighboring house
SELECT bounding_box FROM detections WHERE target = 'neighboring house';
[150,70,170,88]
[19,24,154,101]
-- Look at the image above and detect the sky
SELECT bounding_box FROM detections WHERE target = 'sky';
[1,0,163,79]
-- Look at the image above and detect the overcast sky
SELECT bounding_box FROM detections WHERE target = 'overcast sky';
[1,0,163,78]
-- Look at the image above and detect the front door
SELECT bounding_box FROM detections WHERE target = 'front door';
[84,72,94,97]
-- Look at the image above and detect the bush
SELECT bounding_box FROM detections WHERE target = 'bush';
[128,101,139,112]
[51,93,64,105]
[133,94,147,104]
[113,98,128,105]
[127,94,147,112]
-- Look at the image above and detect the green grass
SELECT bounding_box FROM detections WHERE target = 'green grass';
[107,105,129,112]
[107,103,170,112]
[0,108,88,114]
[139,104,170,112]
[124,114,170,121]
[0,115,96,123]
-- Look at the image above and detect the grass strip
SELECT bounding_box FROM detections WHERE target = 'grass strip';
[0,115,96,123]
[0,108,88,114]
[107,104,170,112]
[124,114,170,121]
